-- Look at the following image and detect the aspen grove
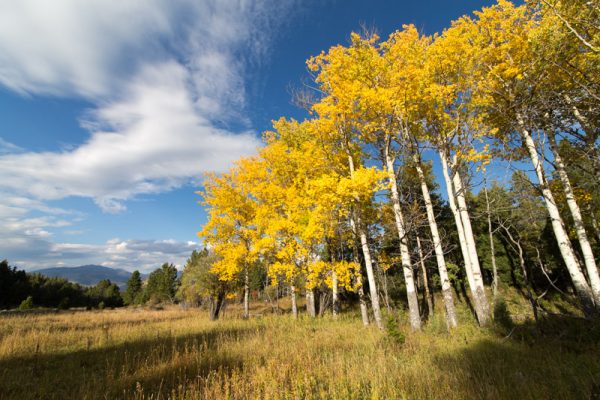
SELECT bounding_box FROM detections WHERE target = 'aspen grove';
[198,0,599,327]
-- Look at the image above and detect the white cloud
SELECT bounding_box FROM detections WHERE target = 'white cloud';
[0,61,261,212]
[0,0,174,97]
[0,0,296,211]
[0,62,261,212]
[0,138,22,154]
[0,0,299,267]
[1,225,199,272]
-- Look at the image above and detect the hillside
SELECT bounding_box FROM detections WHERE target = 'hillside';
[32,265,134,288]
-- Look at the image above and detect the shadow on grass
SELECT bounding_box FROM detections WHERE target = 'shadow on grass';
[434,315,600,400]
[0,324,261,400]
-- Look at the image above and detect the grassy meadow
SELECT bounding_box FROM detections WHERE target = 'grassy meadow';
[1,297,599,400]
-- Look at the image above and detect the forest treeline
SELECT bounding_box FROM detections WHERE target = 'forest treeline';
[0,260,179,310]
[0,260,123,310]
[186,0,599,329]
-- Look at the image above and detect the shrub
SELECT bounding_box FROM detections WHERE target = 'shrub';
[18,296,34,310]
[493,297,514,334]
[385,313,406,345]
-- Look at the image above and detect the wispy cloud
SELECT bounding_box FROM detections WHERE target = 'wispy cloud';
[4,236,198,273]
[0,0,299,211]
[0,61,260,212]
[0,0,300,267]
[0,138,22,155]
[0,0,175,98]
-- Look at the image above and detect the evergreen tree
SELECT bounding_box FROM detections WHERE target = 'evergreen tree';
[85,279,123,308]
[124,270,143,305]
[144,263,179,303]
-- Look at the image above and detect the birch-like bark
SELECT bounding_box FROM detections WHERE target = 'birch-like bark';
[306,289,316,318]
[332,271,339,319]
[347,152,384,329]
[416,235,434,317]
[383,139,421,330]
[452,161,491,325]
[358,283,370,326]
[243,266,249,319]
[484,185,499,302]
[439,148,491,325]
[352,213,383,329]
[413,150,457,328]
[290,285,298,319]
[354,249,370,326]
[548,130,600,308]
[439,150,475,290]
[518,117,596,317]
[563,94,594,138]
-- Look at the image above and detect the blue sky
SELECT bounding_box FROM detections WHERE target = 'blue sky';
[0,0,499,272]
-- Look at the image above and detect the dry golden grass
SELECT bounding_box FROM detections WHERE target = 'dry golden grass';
[0,299,598,400]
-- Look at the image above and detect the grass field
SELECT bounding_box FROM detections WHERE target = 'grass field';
[1,299,599,400]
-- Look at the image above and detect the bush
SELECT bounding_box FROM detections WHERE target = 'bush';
[493,297,514,334]
[18,296,34,310]
[424,310,450,335]
[385,313,406,345]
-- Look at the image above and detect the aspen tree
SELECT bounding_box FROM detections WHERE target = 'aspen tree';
[199,159,260,319]
[468,0,598,315]
[384,26,459,328]
[305,46,388,328]
[258,119,362,318]
[422,19,492,325]
[531,0,600,307]
[308,34,421,329]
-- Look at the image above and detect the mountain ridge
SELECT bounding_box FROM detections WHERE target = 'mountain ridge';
[32,265,137,288]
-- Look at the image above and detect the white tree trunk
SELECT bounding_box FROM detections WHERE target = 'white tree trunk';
[358,285,370,326]
[439,148,490,325]
[290,285,298,319]
[563,94,594,142]
[243,266,249,319]
[353,213,384,329]
[306,288,316,318]
[413,150,458,328]
[451,159,491,325]
[384,143,421,330]
[518,118,596,317]
[347,153,384,329]
[484,185,499,302]
[439,150,475,290]
[416,235,434,317]
[548,130,600,308]
[354,251,370,326]
[332,271,339,319]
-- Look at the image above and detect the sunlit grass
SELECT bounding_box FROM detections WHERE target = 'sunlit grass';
[0,299,598,399]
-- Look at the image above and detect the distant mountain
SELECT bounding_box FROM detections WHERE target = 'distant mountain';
[32,265,136,288]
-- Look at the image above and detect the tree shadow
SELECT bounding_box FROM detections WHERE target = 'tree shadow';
[0,324,261,399]
[433,316,600,399]
[453,280,476,319]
